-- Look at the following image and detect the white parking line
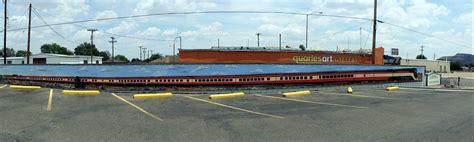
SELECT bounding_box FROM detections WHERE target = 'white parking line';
[110,93,163,121]
[320,92,410,100]
[400,88,474,93]
[254,94,368,109]
[184,96,284,119]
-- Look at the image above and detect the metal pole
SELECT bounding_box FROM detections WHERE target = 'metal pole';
[256,33,260,47]
[279,34,281,50]
[3,0,7,64]
[26,3,31,64]
[172,43,175,63]
[305,14,308,49]
[217,38,220,48]
[109,37,116,62]
[371,0,377,64]
[143,47,147,60]
[138,46,143,60]
[359,27,362,50]
[87,29,98,64]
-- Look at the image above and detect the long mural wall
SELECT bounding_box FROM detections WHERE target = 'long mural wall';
[0,64,425,78]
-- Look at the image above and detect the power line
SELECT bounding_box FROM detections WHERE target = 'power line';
[311,20,370,42]
[32,8,78,44]
[379,20,471,49]
[2,10,372,32]
[32,7,172,42]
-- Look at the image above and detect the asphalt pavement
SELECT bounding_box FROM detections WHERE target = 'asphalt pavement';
[0,85,472,142]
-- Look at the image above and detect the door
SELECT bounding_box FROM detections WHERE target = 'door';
[33,58,46,64]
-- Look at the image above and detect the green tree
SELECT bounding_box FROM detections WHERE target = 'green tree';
[40,43,74,55]
[131,58,141,62]
[114,55,129,62]
[74,42,99,56]
[144,53,164,62]
[416,54,427,59]
[16,50,32,57]
[450,61,463,71]
[98,51,111,61]
[0,48,16,57]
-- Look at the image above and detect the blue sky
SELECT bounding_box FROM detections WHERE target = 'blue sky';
[2,0,472,60]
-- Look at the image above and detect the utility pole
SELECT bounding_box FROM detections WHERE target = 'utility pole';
[3,0,7,64]
[347,35,350,50]
[420,45,424,56]
[143,47,147,60]
[371,0,378,64]
[257,33,261,47]
[359,27,362,50]
[279,34,282,50]
[217,38,220,48]
[109,37,117,62]
[87,29,98,64]
[26,3,31,64]
[138,46,143,60]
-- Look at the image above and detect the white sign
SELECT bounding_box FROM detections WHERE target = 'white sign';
[426,73,441,86]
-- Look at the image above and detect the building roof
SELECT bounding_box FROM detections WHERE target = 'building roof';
[31,53,103,59]
[0,57,25,60]
[179,48,373,55]
[401,59,450,63]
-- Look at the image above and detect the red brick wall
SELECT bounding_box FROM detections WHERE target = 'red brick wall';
[179,48,384,64]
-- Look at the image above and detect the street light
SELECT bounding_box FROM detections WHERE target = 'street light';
[173,36,182,60]
[256,33,261,47]
[306,11,323,49]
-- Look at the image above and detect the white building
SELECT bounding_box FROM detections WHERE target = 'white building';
[1,54,103,64]
[0,57,26,64]
[401,59,450,73]
[28,53,103,64]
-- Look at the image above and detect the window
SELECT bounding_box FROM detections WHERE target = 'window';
[83,60,88,64]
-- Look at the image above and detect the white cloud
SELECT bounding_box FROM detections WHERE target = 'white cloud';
[134,27,162,38]
[181,22,224,38]
[106,20,137,34]
[95,10,118,19]
[454,12,472,25]
[133,0,217,15]
[162,28,178,36]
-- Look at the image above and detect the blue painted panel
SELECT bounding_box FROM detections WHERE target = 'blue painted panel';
[0,64,424,77]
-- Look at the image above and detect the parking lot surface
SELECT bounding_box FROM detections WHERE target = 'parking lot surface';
[0,85,472,142]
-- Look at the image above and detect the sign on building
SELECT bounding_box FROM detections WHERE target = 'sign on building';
[391,48,399,56]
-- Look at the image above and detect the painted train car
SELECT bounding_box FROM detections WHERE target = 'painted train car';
[0,64,423,86]
[4,69,417,85]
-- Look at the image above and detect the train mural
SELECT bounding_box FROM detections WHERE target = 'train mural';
[0,64,424,86]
